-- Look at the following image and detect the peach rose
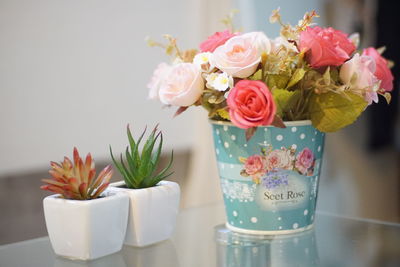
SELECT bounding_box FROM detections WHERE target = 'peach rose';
[212,34,261,78]
[147,63,172,100]
[244,155,266,176]
[362,47,394,92]
[158,63,204,106]
[199,30,236,53]
[299,26,356,68]
[227,80,276,129]
[340,53,379,104]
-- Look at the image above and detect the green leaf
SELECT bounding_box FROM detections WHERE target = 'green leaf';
[142,150,174,188]
[112,125,175,189]
[309,92,368,132]
[151,133,163,174]
[109,146,134,188]
[127,125,136,154]
[165,45,174,55]
[383,92,391,104]
[330,67,339,82]
[272,89,299,117]
[216,108,230,120]
[208,94,225,104]
[249,69,262,80]
[266,74,290,89]
[322,67,330,85]
[125,147,139,186]
[119,154,136,188]
[286,68,306,89]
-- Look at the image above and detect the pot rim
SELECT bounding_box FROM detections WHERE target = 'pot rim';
[209,119,312,127]
[43,189,125,204]
[109,180,177,190]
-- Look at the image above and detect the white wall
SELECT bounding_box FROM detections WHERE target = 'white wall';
[0,0,324,176]
[0,0,207,175]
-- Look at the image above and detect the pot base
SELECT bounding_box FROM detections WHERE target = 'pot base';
[225,222,314,236]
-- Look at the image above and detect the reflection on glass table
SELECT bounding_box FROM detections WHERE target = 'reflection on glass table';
[0,204,399,267]
[216,226,318,267]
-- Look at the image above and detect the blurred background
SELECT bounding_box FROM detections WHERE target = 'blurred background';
[0,0,399,245]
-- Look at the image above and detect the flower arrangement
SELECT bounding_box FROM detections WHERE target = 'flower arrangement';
[110,125,174,189]
[147,9,394,139]
[240,145,315,185]
[40,147,113,200]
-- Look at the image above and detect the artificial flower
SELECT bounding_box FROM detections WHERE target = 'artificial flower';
[199,30,236,52]
[240,31,271,54]
[299,26,356,68]
[147,62,172,100]
[158,63,204,106]
[227,80,276,129]
[193,52,215,72]
[213,34,261,78]
[362,47,394,92]
[340,53,379,104]
[205,72,233,91]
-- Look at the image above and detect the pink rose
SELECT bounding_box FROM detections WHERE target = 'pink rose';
[158,63,204,106]
[244,155,266,175]
[213,34,261,78]
[265,149,294,171]
[362,47,394,92]
[147,63,172,100]
[340,53,379,104]
[299,26,356,68]
[227,80,276,129]
[199,30,236,53]
[295,148,315,175]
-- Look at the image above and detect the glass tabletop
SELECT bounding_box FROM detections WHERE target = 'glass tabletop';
[1,204,400,267]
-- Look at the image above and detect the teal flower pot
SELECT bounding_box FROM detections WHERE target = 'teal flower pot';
[211,120,325,235]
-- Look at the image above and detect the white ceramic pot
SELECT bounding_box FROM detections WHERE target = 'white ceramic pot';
[110,181,180,247]
[43,190,129,260]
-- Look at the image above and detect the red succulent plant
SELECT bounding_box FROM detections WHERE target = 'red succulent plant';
[41,147,113,200]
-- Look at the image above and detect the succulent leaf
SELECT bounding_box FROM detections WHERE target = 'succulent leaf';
[40,148,113,200]
[110,125,174,189]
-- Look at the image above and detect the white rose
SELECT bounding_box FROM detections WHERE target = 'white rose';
[340,53,379,104]
[212,34,261,78]
[147,63,172,100]
[241,31,272,54]
[158,63,204,106]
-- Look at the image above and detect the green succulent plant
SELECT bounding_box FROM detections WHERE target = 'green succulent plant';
[110,125,173,189]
